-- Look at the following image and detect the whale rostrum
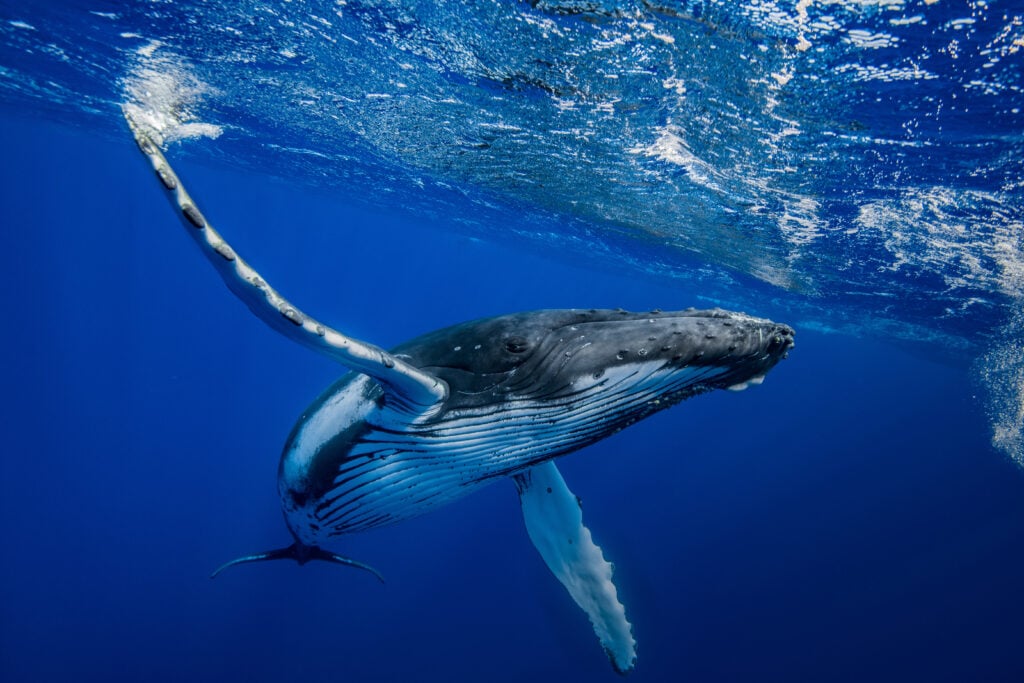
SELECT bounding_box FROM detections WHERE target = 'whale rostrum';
[125,108,795,673]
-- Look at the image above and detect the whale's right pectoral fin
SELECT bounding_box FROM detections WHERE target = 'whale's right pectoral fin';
[123,108,447,416]
[513,461,637,674]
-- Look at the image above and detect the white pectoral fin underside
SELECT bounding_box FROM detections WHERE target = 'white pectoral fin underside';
[513,461,637,673]
[123,108,447,414]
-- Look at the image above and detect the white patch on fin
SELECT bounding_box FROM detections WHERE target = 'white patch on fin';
[513,461,636,673]
[729,374,765,391]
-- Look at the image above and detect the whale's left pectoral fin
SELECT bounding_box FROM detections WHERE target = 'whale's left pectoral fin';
[122,108,447,416]
[513,461,636,674]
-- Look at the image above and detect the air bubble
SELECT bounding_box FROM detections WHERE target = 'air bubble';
[977,306,1024,467]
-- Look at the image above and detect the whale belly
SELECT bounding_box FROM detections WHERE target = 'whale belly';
[283,361,726,543]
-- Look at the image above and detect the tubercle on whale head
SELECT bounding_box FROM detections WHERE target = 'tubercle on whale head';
[678,312,794,392]
[674,309,795,390]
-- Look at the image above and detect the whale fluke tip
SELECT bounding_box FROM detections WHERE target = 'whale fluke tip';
[209,547,293,579]
[316,548,386,584]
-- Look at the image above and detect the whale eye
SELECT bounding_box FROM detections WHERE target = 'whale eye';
[505,337,530,354]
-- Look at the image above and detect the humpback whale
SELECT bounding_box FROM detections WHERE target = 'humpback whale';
[125,110,794,673]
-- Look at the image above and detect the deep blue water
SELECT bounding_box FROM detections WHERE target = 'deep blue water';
[2,111,1023,683]
[2,1,1024,682]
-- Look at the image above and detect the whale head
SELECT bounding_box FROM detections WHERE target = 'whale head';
[399,307,795,410]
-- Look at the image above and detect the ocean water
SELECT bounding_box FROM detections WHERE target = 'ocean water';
[1,2,1023,682]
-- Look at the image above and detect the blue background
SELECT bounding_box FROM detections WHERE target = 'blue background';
[1,114,1022,683]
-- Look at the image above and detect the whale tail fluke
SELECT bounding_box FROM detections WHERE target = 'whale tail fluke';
[210,543,385,583]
